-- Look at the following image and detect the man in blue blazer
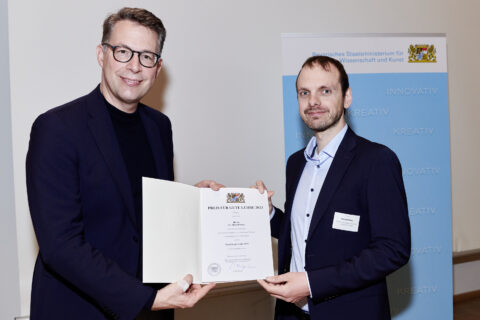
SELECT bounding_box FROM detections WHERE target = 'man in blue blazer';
[26,8,218,320]
[257,56,410,319]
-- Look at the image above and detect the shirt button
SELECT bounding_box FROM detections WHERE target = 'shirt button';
[304,239,307,243]
[310,188,314,192]
[306,213,310,217]
[317,165,320,168]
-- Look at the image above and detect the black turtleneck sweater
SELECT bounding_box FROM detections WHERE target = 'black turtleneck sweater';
[105,100,158,232]
[105,99,159,310]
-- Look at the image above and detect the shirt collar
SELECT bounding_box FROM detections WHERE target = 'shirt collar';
[304,124,348,163]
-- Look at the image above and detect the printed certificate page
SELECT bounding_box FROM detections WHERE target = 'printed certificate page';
[200,188,274,282]
[143,179,274,284]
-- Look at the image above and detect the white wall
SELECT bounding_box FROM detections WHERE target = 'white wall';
[454,261,480,295]
[445,0,480,252]
[5,0,480,317]
[0,0,21,318]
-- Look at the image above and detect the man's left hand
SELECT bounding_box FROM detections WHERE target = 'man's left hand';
[257,272,310,304]
[194,180,224,190]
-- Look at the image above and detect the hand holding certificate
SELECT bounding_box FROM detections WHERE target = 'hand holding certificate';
[143,178,274,284]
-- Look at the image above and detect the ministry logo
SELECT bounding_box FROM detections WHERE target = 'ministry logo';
[227,193,245,203]
[408,44,437,63]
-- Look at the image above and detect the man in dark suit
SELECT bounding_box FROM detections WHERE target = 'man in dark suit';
[26,7,219,320]
[257,56,411,319]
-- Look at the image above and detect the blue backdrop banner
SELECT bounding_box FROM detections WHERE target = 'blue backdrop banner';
[281,34,452,319]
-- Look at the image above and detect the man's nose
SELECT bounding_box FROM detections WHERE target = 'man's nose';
[126,53,142,72]
[309,93,321,106]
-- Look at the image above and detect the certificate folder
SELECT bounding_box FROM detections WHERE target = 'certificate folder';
[142,178,274,283]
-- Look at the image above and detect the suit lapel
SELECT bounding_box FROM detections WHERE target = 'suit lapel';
[139,108,170,181]
[282,153,307,271]
[86,87,137,227]
[307,128,357,240]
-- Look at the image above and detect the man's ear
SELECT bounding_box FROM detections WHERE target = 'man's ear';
[155,59,163,79]
[344,87,353,110]
[96,44,105,68]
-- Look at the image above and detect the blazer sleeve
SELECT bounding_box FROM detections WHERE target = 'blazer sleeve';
[26,112,154,320]
[307,147,411,301]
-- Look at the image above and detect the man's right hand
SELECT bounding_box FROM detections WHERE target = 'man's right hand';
[251,180,274,214]
[151,274,215,310]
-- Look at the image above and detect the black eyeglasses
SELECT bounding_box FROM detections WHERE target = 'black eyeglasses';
[102,43,161,68]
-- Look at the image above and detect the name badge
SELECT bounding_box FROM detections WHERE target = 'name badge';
[332,212,360,232]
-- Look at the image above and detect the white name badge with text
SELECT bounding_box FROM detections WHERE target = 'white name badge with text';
[332,212,360,232]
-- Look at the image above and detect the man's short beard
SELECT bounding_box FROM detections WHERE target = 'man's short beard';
[304,108,343,133]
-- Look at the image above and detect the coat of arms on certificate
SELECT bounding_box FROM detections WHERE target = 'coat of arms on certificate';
[227,193,245,203]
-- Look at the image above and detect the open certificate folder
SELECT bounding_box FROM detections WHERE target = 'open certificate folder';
[142,178,274,283]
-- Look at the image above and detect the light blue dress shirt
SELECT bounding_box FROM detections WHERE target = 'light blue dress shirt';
[289,124,348,312]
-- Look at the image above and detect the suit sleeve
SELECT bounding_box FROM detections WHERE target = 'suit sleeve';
[307,148,411,301]
[26,113,154,320]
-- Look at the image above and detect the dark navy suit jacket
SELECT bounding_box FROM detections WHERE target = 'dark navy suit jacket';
[26,86,174,320]
[271,128,410,320]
